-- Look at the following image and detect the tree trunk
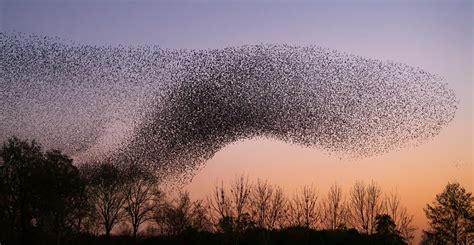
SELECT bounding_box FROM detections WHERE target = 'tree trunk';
[133,224,138,239]
[105,225,111,237]
[454,222,458,245]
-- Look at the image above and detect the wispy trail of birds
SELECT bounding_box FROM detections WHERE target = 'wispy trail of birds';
[0,33,457,182]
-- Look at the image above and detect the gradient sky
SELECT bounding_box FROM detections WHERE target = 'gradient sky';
[1,0,472,242]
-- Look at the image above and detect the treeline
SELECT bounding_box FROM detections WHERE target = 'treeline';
[0,137,472,245]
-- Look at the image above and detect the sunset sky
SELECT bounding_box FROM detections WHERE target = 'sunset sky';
[1,0,472,242]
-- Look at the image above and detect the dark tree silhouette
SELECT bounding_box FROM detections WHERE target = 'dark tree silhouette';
[424,182,474,245]
[122,164,159,238]
[155,191,211,235]
[383,191,416,242]
[251,179,274,229]
[349,181,384,234]
[0,138,421,245]
[0,137,87,244]
[208,175,254,235]
[250,179,289,230]
[289,185,320,229]
[156,191,194,235]
[374,214,406,245]
[420,230,445,245]
[209,181,233,233]
[0,137,44,242]
[375,214,397,236]
[267,186,288,230]
[40,150,87,243]
[82,162,127,237]
[190,199,213,232]
[230,175,253,233]
[321,183,349,230]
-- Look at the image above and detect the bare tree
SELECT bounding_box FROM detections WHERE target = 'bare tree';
[250,180,289,230]
[349,181,368,232]
[123,164,160,238]
[230,175,253,232]
[208,175,254,233]
[349,181,383,234]
[267,186,288,230]
[208,181,232,232]
[321,183,349,230]
[251,179,274,229]
[66,165,99,235]
[83,162,127,237]
[156,191,211,235]
[156,191,194,235]
[190,199,212,232]
[383,191,416,242]
[366,181,383,234]
[290,185,320,229]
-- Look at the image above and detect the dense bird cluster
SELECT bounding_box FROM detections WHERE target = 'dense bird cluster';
[0,33,457,182]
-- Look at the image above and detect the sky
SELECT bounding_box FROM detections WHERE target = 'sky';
[1,0,472,242]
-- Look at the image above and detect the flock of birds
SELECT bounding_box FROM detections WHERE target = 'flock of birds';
[0,33,457,182]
